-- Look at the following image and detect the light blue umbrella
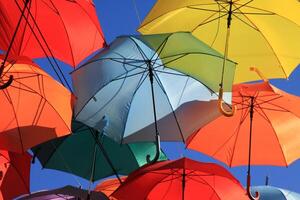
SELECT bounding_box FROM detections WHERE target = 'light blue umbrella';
[251,186,300,200]
[72,32,236,162]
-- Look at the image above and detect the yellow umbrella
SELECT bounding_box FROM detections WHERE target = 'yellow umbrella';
[139,0,300,84]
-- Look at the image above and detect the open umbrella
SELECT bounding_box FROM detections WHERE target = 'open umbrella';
[187,77,300,199]
[32,121,167,183]
[251,186,300,200]
[0,0,106,67]
[139,0,300,107]
[0,56,72,153]
[0,150,31,200]
[94,177,127,198]
[72,32,236,162]
[18,185,109,200]
[112,157,248,200]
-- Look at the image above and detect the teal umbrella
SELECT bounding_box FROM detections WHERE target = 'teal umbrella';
[31,121,167,183]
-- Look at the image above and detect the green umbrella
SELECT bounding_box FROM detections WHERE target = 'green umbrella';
[31,121,167,183]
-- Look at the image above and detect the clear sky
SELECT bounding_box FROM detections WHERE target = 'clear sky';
[30,0,300,194]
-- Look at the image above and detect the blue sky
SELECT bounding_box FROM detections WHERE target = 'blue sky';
[30,0,300,194]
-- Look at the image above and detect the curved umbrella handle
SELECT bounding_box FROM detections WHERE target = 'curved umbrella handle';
[0,75,13,90]
[218,87,236,117]
[247,175,260,200]
[249,67,268,82]
[146,134,161,164]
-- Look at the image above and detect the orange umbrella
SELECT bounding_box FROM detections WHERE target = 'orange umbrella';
[0,150,31,200]
[95,177,127,199]
[0,56,72,153]
[187,80,300,199]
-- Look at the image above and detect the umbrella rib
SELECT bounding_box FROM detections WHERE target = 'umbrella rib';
[73,67,145,119]
[228,100,251,167]
[186,6,227,13]
[51,141,84,186]
[79,70,140,125]
[47,0,75,66]
[236,2,300,27]
[2,74,72,134]
[149,33,171,61]
[254,103,289,166]
[176,77,190,108]
[120,70,150,144]
[188,176,222,200]
[12,0,72,90]
[1,88,24,152]
[31,97,46,126]
[152,71,186,143]
[235,9,288,78]
[71,1,106,44]
[231,12,259,31]
[192,12,228,32]
[128,37,149,62]
[233,3,275,15]
[210,2,222,47]
[159,51,234,64]
[0,152,30,193]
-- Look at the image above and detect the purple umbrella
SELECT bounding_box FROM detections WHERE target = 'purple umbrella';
[17,185,108,200]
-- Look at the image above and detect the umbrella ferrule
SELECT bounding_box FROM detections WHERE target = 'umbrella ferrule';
[147,60,154,83]
[227,0,233,28]
[250,97,254,119]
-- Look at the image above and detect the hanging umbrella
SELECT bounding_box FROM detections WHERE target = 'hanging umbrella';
[18,185,109,200]
[0,0,106,67]
[187,77,300,199]
[112,157,248,200]
[94,177,127,198]
[72,32,236,162]
[31,121,167,183]
[0,56,72,153]
[0,150,31,200]
[139,0,300,101]
[251,186,300,200]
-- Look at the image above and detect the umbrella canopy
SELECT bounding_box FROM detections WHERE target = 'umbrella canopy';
[139,0,300,84]
[0,0,106,67]
[112,157,248,200]
[72,32,236,145]
[0,56,72,153]
[18,185,109,200]
[251,186,300,200]
[32,121,167,182]
[187,81,300,166]
[94,177,127,198]
[187,81,300,197]
[0,150,31,200]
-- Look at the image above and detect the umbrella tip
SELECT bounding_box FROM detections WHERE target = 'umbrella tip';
[265,176,269,186]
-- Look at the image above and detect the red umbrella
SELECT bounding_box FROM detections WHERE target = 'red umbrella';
[0,150,31,200]
[112,158,248,200]
[0,0,106,67]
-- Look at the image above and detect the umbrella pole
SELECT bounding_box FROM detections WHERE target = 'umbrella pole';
[218,0,235,116]
[182,168,186,200]
[0,0,30,89]
[146,61,161,164]
[89,129,123,184]
[247,97,260,200]
[87,144,97,200]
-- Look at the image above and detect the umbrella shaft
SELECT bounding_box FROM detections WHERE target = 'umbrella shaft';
[227,0,233,28]
[247,97,254,186]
